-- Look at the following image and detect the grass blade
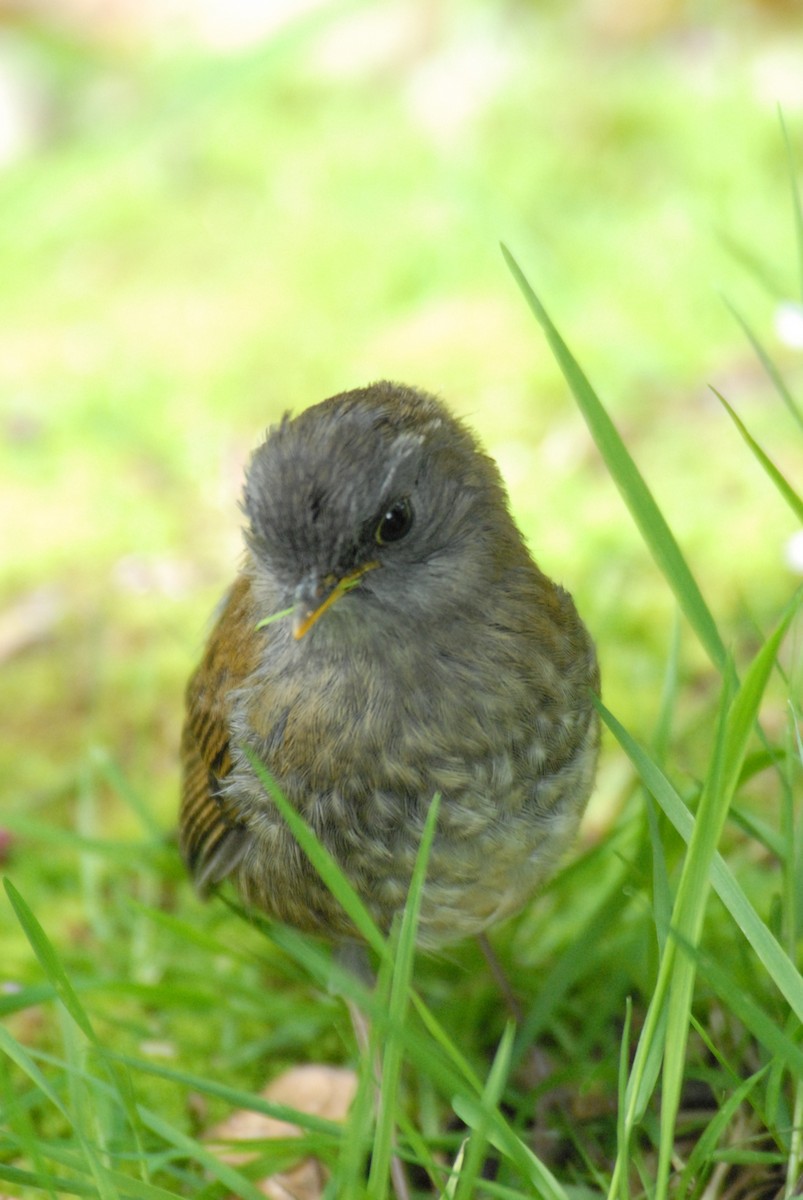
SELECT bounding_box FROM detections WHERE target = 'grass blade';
[599,701,803,1026]
[714,388,803,519]
[0,1024,71,1125]
[502,244,728,675]
[677,1066,767,1196]
[4,878,99,1044]
[684,937,803,1079]
[245,749,387,958]
[721,299,803,432]
[657,605,794,1198]
[605,599,795,1199]
[615,998,633,1200]
[368,793,441,1199]
[137,1108,271,1200]
[780,107,803,304]
[452,1022,515,1200]
[453,1090,569,1200]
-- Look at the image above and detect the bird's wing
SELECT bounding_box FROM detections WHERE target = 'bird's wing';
[179,573,257,894]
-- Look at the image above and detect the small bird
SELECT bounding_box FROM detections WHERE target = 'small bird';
[180,381,599,952]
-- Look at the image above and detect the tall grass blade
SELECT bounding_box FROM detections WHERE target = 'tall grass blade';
[598,701,803,1024]
[368,793,441,1199]
[246,749,387,958]
[453,1090,569,1200]
[689,937,803,1078]
[502,244,728,675]
[615,998,633,1200]
[721,300,803,432]
[654,673,734,1199]
[138,1108,270,1200]
[108,1052,343,1136]
[3,882,157,1194]
[0,1165,97,1198]
[780,107,803,303]
[0,1163,181,1200]
[606,600,794,1199]
[661,605,793,1198]
[4,878,99,1044]
[246,753,487,1107]
[677,1067,767,1197]
[452,1022,515,1200]
[713,388,803,519]
[0,1024,71,1125]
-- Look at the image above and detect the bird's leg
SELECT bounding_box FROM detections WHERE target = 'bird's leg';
[477,930,559,1079]
[476,933,553,1078]
[335,943,412,1200]
[476,932,523,1024]
[476,934,567,1167]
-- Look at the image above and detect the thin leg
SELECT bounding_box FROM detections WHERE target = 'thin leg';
[477,932,523,1024]
[476,935,567,1166]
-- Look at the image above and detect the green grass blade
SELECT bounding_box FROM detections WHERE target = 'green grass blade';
[452,1022,515,1200]
[108,1053,343,1136]
[0,1164,97,1198]
[4,879,152,1186]
[780,107,803,303]
[677,1066,767,1197]
[721,300,803,432]
[607,681,734,1195]
[442,1139,468,1200]
[630,677,733,1200]
[652,610,682,765]
[643,790,672,954]
[339,1027,379,1199]
[368,792,441,1200]
[4,878,99,1044]
[687,938,803,1080]
[714,388,803,519]
[245,748,387,958]
[717,599,797,803]
[502,244,728,674]
[598,700,803,1025]
[655,605,794,1198]
[138,1108,272,1200]
[407,991,484,1095]
[606,600,795,1199]
[615,998,633,1200]
[453,1090,569,1200]
[0,1024,71,1125]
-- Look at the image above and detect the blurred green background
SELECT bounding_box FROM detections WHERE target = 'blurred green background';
[2,0,802,932]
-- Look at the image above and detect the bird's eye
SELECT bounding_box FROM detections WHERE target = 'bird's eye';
[375,498,414,545]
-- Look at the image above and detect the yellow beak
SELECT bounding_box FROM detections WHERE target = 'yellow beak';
[292,560,380,639]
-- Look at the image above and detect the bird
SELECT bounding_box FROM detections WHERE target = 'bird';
[179,381,600,954]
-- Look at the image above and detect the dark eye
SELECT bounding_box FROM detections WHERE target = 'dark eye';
[375,498,414,545]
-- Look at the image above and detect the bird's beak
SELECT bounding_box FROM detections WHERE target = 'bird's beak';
[292,560,380,640]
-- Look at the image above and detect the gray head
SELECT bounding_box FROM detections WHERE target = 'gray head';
[243,381,526,638]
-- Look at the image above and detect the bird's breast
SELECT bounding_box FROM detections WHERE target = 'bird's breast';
[222,604,598,947]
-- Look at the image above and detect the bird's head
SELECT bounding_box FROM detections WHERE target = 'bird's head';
[243,381,523,641]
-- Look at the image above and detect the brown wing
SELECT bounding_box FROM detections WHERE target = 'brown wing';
[179,572,259,895]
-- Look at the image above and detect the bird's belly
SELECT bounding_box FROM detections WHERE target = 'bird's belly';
[232,735,593,950]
